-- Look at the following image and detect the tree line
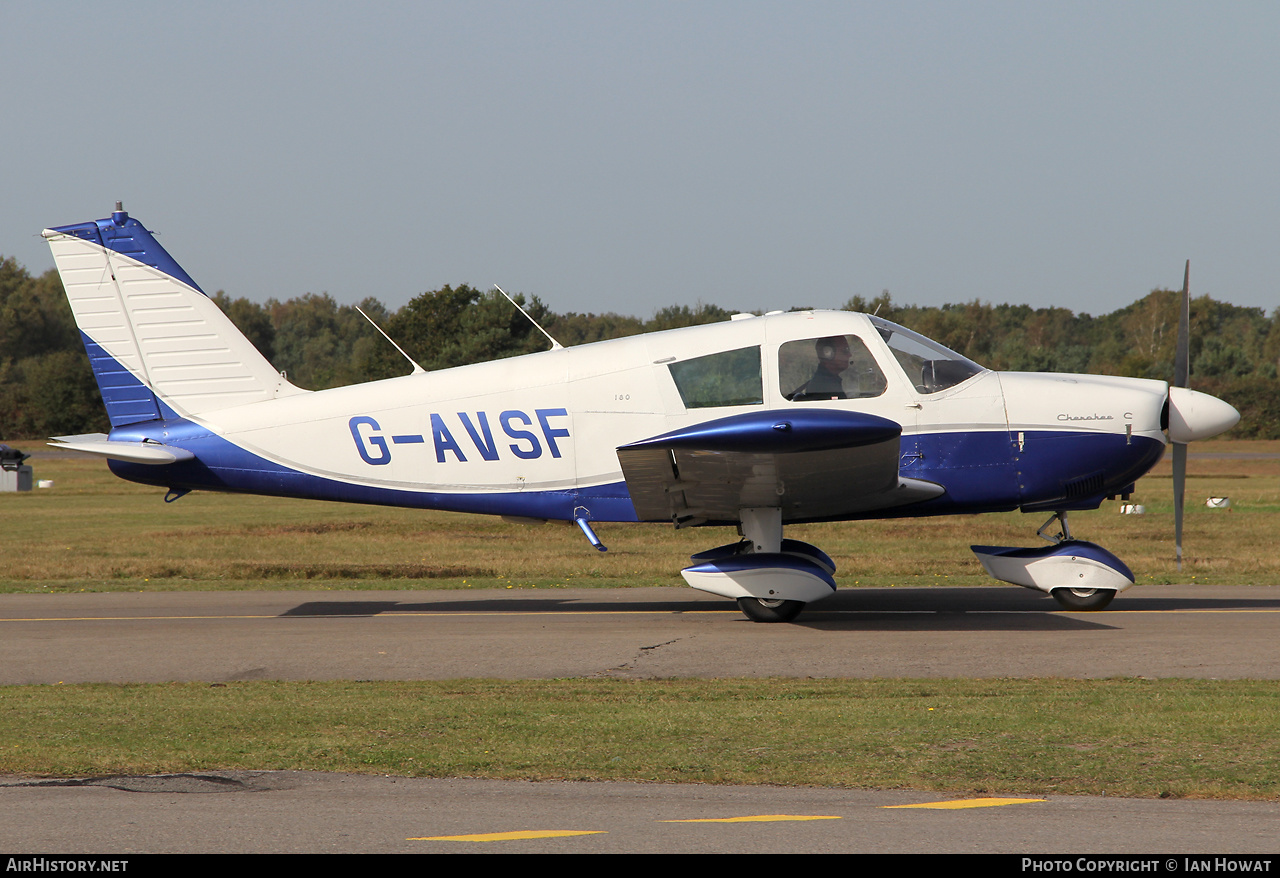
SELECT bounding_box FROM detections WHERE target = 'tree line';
[3,254,1278,439]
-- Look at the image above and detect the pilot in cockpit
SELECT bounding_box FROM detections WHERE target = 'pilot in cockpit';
[798,336,852,400]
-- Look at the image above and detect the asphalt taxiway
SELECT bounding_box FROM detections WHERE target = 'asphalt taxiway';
[1,584,1278,683]
[3,772,1278,854]
[3,584,1278,853]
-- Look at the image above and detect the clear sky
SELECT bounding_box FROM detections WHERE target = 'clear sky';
[4,1,1278,318]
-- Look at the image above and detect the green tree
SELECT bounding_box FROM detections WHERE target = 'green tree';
[0,262,80,362]
[644,302,734,333]
[546,311,645,346]
[212,291,276,363]
[0,259,106,438]
[365,285,558,378]
[841,290,900,321]
[269,293,384,389]
[0,350,107,438]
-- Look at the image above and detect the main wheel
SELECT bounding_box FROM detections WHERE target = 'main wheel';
[1051,587,1116,611]
[737,597,805,623]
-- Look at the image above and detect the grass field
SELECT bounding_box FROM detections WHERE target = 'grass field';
[2,678,1278,800]
[2,441,1278,798]
[4,439,1278,593]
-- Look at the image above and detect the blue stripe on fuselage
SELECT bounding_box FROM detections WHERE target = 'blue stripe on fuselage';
[1013,429,1164,511]
[108,420,1162,524]
[105,418,638,522]
[901,428,1021,512]
[888,428,1163,518]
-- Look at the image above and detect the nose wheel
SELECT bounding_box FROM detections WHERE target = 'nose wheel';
[736,597,805,623]
[1051,587,1116,611]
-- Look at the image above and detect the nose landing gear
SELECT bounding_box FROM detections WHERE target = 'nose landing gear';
[971,512,1133,611]
[736,597,806,623]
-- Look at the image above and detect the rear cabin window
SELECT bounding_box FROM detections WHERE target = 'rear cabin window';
[667,346,764,409]
[779,335,887,401]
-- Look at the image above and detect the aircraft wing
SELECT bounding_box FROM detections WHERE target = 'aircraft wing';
[616,409,944,525]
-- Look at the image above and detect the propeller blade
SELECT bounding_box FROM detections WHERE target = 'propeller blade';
[1173,441,1186,573]
[1173,260,1190,572]
[1175,260,1189,389]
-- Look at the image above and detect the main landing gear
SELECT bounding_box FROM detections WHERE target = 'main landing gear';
[971,511,1134,611]
[681,508,1134,622]
[680,508,837,623]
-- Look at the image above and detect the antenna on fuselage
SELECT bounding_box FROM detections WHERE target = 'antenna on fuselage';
[493,284,563,351]
[355,305,426,374]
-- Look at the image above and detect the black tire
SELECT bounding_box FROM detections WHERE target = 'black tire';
[1051,587,1116,611]
[737,597,805,623]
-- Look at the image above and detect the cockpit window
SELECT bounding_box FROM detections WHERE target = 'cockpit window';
[870,316,985,394]
[667,346,764,408]
[779,335,887,401]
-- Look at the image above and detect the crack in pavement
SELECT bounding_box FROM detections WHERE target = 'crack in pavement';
[1,772,286,793]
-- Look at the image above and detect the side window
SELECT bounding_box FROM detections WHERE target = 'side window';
[667,346,764,409]
[779,335,887,401]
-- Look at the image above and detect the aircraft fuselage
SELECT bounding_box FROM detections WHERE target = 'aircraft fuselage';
[104,310,1169,524]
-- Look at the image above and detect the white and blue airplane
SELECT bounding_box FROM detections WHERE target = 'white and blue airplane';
[42,206,1240,622]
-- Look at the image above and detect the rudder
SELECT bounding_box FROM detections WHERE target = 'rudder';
[43,206,305,425]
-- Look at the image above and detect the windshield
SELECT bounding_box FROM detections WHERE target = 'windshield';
[869,316,985,394]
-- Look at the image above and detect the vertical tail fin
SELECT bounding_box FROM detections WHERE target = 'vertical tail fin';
[43,206,305,425]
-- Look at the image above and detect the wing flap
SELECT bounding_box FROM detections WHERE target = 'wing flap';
[617,410,943,524]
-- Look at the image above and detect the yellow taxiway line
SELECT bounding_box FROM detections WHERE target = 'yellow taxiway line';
[411,829,605,842]
[663,814,842,823]
[884,797,1045,809]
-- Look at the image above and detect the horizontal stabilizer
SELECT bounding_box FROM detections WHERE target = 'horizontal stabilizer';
[48,433,195,465]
